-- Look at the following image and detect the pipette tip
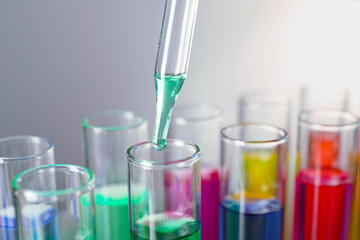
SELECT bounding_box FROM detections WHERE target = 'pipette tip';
[152,137,167,151]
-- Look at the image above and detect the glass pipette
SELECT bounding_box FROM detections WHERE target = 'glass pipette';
[152,0,200,151]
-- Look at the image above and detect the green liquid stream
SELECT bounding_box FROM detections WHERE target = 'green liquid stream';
[152,73,186,151]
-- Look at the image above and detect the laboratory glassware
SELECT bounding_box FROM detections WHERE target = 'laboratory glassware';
[12,164,95,240]
[127,140,201,239]
[293,109,358,240]
[350,136,360,240]
[220,123,288,240]
[299,85,350,112]
[152,0,200,150]
[239,90,291,131]
[238,90,293,239]
[82,110,148,240]
[168,103,222,240]
[0,136,54,240]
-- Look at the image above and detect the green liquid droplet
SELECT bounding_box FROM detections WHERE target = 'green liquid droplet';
[152,73,186,151]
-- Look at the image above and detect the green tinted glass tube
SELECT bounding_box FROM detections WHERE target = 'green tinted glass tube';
[82,110,148,240]
[12,164,95,240]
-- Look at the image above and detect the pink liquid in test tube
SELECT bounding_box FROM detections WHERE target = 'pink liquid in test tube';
[201,168,220,240]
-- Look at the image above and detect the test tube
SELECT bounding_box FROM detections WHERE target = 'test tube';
[0,136,54,240]
[350,143,360,240]
[82,110,148,240]
[168,103,222,240]
[127,140,201,240]
[299,85,350,112]
[220,123,288,240]
[351,101,360,240]
[238,91,291,131]
[238,91,293,239]
[293,109,358,240]
[12,164,95,239]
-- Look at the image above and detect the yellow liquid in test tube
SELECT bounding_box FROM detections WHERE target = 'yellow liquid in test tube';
[350,154,360,240]
[243,151,278,195]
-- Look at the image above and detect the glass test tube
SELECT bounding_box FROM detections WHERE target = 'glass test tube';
[238,91,293,239]
[293,109,358,240]
[239,91,291,131]
[0,136,54,240]
[350,136,360,240]
[299,85,350,112]
[12,164,95,240]
[127,140,201,240]
[239,92,290,200]
[82,110,148,240]
[220,123,288,240]
[351,96,360,240]
[168,103,222,240]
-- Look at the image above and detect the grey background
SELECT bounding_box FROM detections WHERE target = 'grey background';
[1,0,359,165]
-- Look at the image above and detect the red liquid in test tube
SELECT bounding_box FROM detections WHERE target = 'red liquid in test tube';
[294,132,353,240]
[294,169,353,240]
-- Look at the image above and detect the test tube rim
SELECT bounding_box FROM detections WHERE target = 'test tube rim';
[82,110,147,131]
[12,164,95,198]
[172,103,223,123]
[127,139,200,168]
[220,122,288,146]
[0,135,53,161]
[298,108,359,128]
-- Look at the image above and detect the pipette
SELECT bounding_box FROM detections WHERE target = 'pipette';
[152,0,200,151]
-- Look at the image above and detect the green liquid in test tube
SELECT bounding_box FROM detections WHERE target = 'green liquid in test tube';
[130,212,200,240]
[127,140,201,240]
[94,184,129,240]
[152,0,200,151]
[82,111,148,240]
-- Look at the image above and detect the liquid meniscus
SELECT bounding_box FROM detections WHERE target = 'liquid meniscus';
[131,211,200,240]
[152,73,186,151]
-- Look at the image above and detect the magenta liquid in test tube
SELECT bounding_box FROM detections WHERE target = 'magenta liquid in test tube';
[169,103,223,240]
